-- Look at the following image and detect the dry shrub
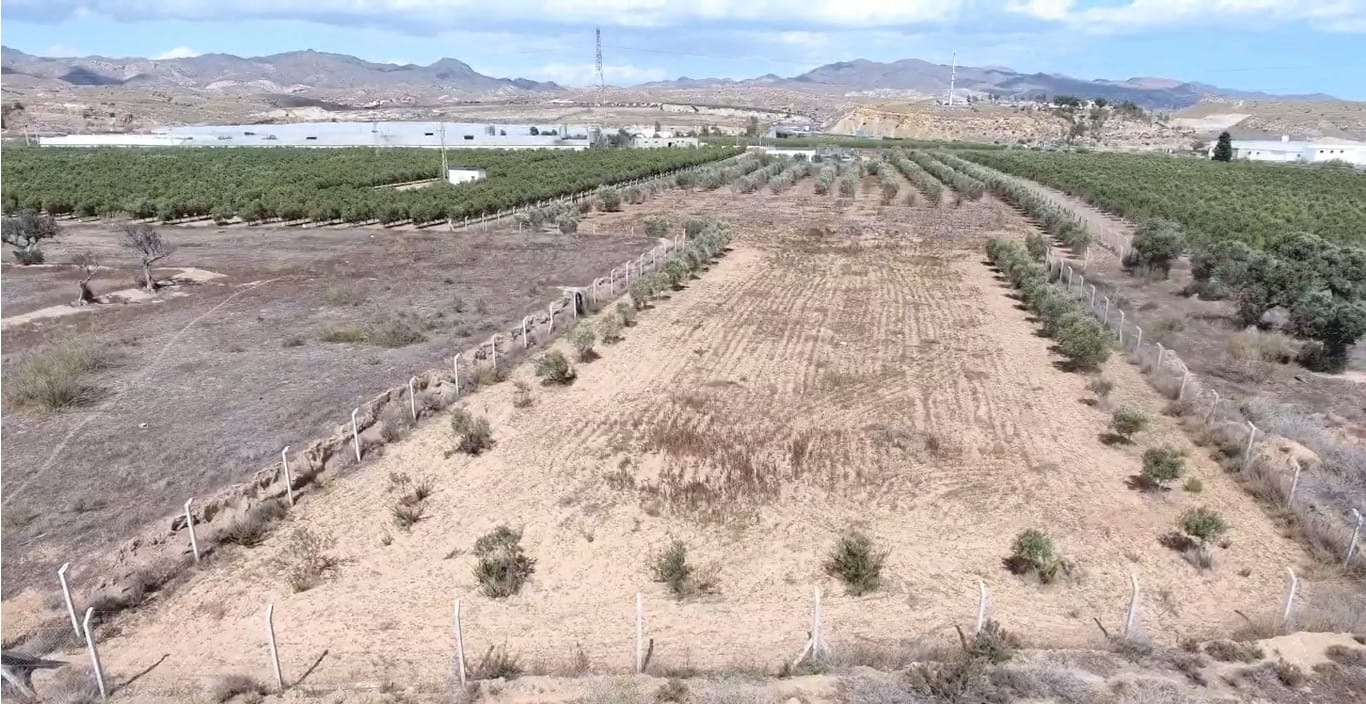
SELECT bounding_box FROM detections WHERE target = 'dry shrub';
[2,345,112,411]
[1205,640,1263,663]
[322,284,366,306]
[568,323,597,361]
[824,531,887,596]
[1087,376,1114,399]
[512,380,535,409]
[379,406,413,443]
[615,301,637,327]
[209,673,267,703]
[473,525,536,598]
[534,350,576,385]
[1270,659,1307,687]
[43,667,103,704]
[391,501,424,529]
[600,315,624,344]
[1325,644,1366,667]
[317,324,366,343]
[366,317,426,348]
[1221,329,1298,381]
[473,644,523,680]
[450,407,493,454]
[1149,317,1186,344]
[649,539,718,599]
[654,679,689,703]
[271,527,338,592]
[1006,529,1071,584]
[219,499,289,548]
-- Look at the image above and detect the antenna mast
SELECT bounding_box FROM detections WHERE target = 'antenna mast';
[594,27,605,106]
[947,51,957,106]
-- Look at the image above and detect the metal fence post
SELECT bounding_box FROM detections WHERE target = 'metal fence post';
[975,580,989,633]
[81,608,107,700]
[351,408,362,462]
[453,599,467,687]
[267,602,284,691]
[1123,574,1139,637]
[1346,509,1363,565]
[408,377,418,420]
[58,563,81,640]
[635,592,645,673]
[281,447,295,506]
[184,498,200,563]
[1281,567,1298,627]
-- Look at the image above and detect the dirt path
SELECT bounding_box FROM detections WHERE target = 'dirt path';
[65,187,1314,700]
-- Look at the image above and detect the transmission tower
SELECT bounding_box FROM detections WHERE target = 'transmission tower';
[594,27,606,105]
[947,51,957,107]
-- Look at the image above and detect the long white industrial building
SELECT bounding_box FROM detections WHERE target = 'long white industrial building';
[38,122,594,149]
[1210,136,1366,166]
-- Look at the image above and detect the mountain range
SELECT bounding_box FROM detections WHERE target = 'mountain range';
[0,46,1337,109]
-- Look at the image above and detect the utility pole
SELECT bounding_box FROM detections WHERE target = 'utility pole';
[595,27,606,107]
[947,51,957,107]
[439,122,448,181]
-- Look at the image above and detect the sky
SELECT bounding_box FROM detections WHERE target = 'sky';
[3,1,1365,99]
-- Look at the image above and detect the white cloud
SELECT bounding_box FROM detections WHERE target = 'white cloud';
[1008,0,1366,34]
[533,62,668,86]
[42,44,87,57]
[154,46,201,59]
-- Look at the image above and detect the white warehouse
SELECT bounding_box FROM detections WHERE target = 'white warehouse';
[1211,136,1366,166]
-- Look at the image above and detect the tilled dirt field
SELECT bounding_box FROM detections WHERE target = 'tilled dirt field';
[38,175,1315,700]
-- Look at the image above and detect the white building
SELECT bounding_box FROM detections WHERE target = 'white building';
[630,136,699,149]
[446,168,486,185]
[38,122,594,150]
[1212,136,1366,166]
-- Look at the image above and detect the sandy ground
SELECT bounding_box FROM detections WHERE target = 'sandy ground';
[39,173,1319,700]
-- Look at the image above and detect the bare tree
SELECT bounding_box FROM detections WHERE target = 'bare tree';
[71,252,98,306]
[122,223,173,292]
[1,210,60,264]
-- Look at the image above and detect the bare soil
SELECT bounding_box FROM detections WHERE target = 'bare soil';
[26,173,1324,699]
[0,215,654,596]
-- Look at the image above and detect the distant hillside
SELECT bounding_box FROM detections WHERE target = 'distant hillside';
[0,46,562,96]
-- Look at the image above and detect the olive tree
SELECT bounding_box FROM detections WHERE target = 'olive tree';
[123,223,174,292]
[71,252,98,306]
[1126,218,1186,278]
[2,210,59,264]
[1289,290,1366,372]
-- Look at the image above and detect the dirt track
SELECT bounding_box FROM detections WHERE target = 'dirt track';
[44,174,1315,699]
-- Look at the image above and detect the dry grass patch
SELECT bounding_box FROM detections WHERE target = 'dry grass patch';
[271,527,339,593]
[1205,640,1263,663]
[218,499,289,548]
[208,673,267,703]
[1219,328,1298,381]
[649,539,718,599]
[450,407,493,454]
[317,324,366,343]
[2,345,113,412]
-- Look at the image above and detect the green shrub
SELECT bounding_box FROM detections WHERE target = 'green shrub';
[473,526,536,598]
[1056,314,1111,370]
[450,407,493,454]
[534,350,576,385]
[1087,376,1113,398]
[650,540,716,599]
[629,278,653,309]
[1183,477,1204,493]
[824,531,886,596]
[1110,407,1150,440]
[1126,219,1186,278]
[1007,529,1069,583]
[1141,446,1186,489]
[568,323,597,360]
[1180,507,1229,545]
[557,214,579,234]
[597,186,622,212]
[600,315,623,344]
[643,216,669,237]
[615,301,637,326]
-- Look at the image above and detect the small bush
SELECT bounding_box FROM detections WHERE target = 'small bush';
[616,301,637,326]
[650,540,717,599]
[512,380,534,409]
[1007,529,1069,583]
[1205,640,1264,663]
[391,501,424,529]
[600,315,624,344]
[629,278,652,309]
[597,186,622,212]
[1110,407,1150,441]
[1180,507,1229,545]
[1087,376,1113,399]
[450,407,493,454]
[568,323,597,361]
[557,214,579,234]
[824,531,887,596]
[1140,446,1186,489]
[534,350,576,385]
[643,216,669,237]
[209,673,267,703]
[968,620,1020,663]
[366,317,426,348]
[1183,477,1204,493]
[272,527,338,593]
[317,325,366,343]
[1056,315,1111,370]
[2,345,112,411]
[13,246,45,265]
[219,499,288,548]
[474,644,523,680]
[473,525,536,598]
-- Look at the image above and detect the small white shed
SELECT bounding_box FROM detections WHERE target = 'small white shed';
[447,168,487,185]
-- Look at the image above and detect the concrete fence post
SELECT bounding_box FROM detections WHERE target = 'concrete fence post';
[1124,574,1139,637]
[975,580,989,633]
[1103,297,1111,326]
[1178,371,1190,401]
[635,592,645,673]
[1205,391,1222,422]
[1281,567,1298,627]
[81,608,107,700]
[1287,460,1303,507]
[408,377,419,420]
[547,303,556,333]
[453,599,467,688]
[1155,343,1166,369]
[266,602,284,691]
[488,335,498,368]
[1133,326,1143,356]
[522,316,534,349]
[281,447,294,506]
[1117,310,1126,344]
[1349,508,1360,565]
[453,353,461,393]
[1090,284,1097,308]
[351,408,362,462]
[184,498,200,563]
[1244,421,1258,464]
[58,563,81,640]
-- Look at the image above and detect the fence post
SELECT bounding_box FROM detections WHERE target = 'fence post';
[1281,567,1298,627]
[1244,421,1258,464]
[58,563,81,640]
[351,408,362,462]
[975,580,989,633]
[522,316,533,349]
[547,303,556,333]
[281,447,295,506]
[488,336,498,368]
[1103,297,1110,325]
[1123,574,1139,637]
[1090,284,1097,308]
[81,608,107,700]
[407,377,419,420]
[812,585,826,660]
[1134,326,1142,355]
[1287,460,1303,507]
[266,602,284,691]
[1117,311,1126,344]
[453,353,461,393]
[453,599,467,688]
[184,498,200,563]
[1155,343,1166,368]
[1178,372,1190,401]
[1349,508,1360,565]
[635,592,644,673]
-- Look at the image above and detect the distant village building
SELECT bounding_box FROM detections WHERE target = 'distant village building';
[38,122,594,150]
[630,136,699,149]
[1209,135,1366,166]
